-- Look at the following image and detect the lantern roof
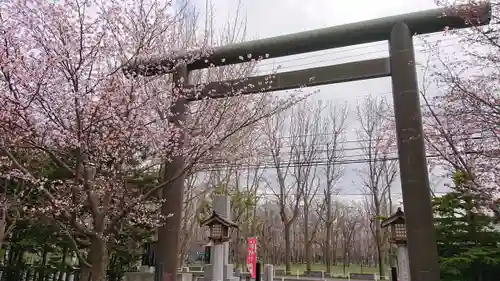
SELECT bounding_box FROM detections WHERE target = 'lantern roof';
[200,211,238,228]
[381,207,405,228]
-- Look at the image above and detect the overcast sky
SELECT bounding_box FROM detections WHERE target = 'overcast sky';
[184,0,462,206]
[196,0,437,36]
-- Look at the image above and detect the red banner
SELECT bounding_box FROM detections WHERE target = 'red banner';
[246,237,257,278]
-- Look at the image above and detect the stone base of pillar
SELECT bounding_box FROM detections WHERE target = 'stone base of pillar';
[223,264,233,278]
[396,245,410,281]
[203,264,238,281]
[179,272,193,281]
[263,264,274,281]
[223,264,238,281]
[203,264,213,281]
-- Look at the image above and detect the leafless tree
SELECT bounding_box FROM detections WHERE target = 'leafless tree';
[230,163,265,269]
[255,201,283,264]
[228,197,389,271]
[355,95,398,278]
[179,174,210,266]
[262,106,303,273]
[338,202,361,276]
[317,101,349,273]
[287,101,325,272]
[354,201,379,268]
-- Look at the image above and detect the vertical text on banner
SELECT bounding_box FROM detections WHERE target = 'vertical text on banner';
[246,237,257,278]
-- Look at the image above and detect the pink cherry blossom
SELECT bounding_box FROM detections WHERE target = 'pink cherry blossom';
[0,0,305,279]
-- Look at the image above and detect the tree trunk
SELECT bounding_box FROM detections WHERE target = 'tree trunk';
[0,218,6,253]
[332,238,337,266]
[375,227,384,279]
[342,253,347,277]
[342,244,349,271]
[325,224,332,272]
[236,231,244,269]
[79,236,108,281]
[373,197,385,278]
[304,205,312,272]
[325,194,332,273]
[178,226,189,267]
[284,223,292,273]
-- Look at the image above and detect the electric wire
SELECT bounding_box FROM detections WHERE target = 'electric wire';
[254,36,461,74]
[197,151,481,172]
[198,133,494,169]
[254,191,449,198]
[256,36,460,69]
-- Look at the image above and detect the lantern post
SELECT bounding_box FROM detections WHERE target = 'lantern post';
[200,211,238,281]
[381,208,409,281]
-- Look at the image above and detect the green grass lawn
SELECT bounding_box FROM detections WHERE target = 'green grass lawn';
[274,264,385,276]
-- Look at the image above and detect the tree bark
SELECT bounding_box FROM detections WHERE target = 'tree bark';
[375,228,384,279]
[79,236,108,281]
[373,197,385,278]
[284,223,292,273]
[325,222,332,272]
[0,218,5,252]
[304,205,312,272]
[325,190,333,273]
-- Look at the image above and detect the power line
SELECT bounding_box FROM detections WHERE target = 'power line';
[198,150,484,171]
[255,36,460,71]
[200,134,494,168]
[243,130,491,149]
[255,191,449,198]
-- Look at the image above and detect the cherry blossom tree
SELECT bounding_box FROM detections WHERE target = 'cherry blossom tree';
[422,0,500,217]
[0,0,301,280]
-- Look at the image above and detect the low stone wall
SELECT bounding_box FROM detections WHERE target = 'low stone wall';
[124,272,193,281]
[189,266,204,272]
[126,266,379,281]
[274,269,286,276]
[349,273,376,280]
[301,271,324,278]
[125,272,380,281]
[274,269,324,278]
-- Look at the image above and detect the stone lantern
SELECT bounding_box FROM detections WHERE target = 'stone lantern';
[381,207,407,245]
[200,211,238,243]
[200,211,238,281]
[381,208,410,281]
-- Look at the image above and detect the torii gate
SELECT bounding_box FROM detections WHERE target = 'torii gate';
[123,3,491,281]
